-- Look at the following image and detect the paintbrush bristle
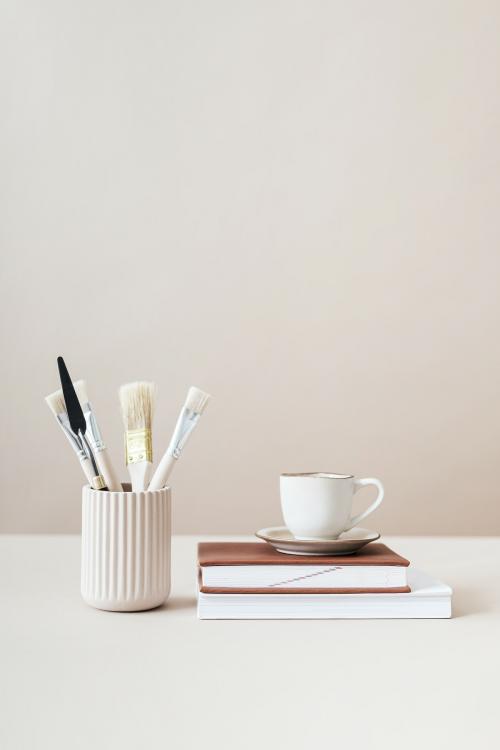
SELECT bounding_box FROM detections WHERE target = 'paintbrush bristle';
[185,386,211,414]
[45,389,67,416]
[73,379,89,405]
[119,382,156,431]
[45,380,87,416]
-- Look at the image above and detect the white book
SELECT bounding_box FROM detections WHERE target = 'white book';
[197,569,452,620]
[201,564,408,590]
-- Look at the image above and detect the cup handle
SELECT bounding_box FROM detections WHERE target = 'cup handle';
[345,477,384,532]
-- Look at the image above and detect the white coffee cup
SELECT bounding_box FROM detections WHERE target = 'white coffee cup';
[280,472,384,540]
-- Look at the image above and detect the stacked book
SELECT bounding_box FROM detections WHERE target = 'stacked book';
[197,542,452,619]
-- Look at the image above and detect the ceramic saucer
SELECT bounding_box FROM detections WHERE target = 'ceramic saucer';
[255,526,380,555]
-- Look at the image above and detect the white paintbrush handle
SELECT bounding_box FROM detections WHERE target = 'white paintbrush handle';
[127,461,152,492]
[96,449,121,491]
[148,453,176,490]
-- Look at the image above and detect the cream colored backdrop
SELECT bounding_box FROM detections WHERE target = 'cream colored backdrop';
[1,0,499,535]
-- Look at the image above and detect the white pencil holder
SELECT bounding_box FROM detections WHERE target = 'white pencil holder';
[81,484,171,612]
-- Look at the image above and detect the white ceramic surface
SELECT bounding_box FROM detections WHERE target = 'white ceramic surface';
[280,472,384,540]
[255,526,380,555]
[81,484,171,611]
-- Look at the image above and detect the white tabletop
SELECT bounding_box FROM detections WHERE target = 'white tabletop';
[1,535,498,749]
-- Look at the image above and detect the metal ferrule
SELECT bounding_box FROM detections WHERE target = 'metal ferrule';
[167,407,201,460]
[56,411,106,490]
[81,400,105,452]
[81,432,101,477]
[56,412,87,462]
[125,428,153,465]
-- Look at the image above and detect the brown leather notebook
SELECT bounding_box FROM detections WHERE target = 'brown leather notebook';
[198,542,410,567]
[198,542,411,594]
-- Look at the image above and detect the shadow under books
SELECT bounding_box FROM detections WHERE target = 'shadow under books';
[451,587,494,618]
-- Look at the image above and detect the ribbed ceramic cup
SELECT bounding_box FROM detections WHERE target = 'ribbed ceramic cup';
[81,484,171,612]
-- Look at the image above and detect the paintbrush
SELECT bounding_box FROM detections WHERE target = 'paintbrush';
[119,381,156,491]
[57,357,106,490]
[46,380,121,490]
[73,380,121,491]
[45,389,105,489]
[148,386,211,490]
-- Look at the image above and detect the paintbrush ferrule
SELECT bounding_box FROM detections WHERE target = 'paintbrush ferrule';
[56,412,87,462]
[167,407,201,459]
[125,428,153,465]
[80,400,105,452]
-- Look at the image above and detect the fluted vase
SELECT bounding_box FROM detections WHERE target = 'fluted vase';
[81,484,171,611]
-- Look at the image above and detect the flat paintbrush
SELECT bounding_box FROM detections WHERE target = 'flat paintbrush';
[119,381,156,491]
[57,356,106,490]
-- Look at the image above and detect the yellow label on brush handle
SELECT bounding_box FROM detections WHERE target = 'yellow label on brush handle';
[125,429,153,464]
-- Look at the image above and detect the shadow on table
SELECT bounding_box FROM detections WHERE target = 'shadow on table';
[156,595,197,613]
[452,587,496,618]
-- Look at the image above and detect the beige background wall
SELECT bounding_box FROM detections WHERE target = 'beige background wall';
[1,0,500,535]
